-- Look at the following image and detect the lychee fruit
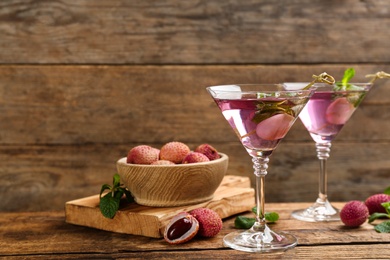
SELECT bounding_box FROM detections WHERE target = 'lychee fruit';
[159,141,191,164]
[365,193,390,215]
[340,200,369,227]
[182,152,210,164]
[151,160,176,165]
[164,212,199,245]
[189,208,222,237]
[255,113,295,141]
[195,144,220,161]
[127,145,160,164]
[326,97,355,125]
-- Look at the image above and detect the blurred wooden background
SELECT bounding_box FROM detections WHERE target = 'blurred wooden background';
[1,0,389,212]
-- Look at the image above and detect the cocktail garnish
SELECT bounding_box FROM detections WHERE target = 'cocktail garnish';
[304,72,335,89]
[252,100,294,124]
[334,68,363,91]
[366,71,390,83]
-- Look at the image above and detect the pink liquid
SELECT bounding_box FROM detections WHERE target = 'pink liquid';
[214,98,305,154]
[299,91,368,143]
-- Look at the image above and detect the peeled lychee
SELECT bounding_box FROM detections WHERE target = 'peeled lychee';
[164,212,199,244]
[182,152,210,164]
[340,200,369,227]
[189,208,222,237]
[195,144,220,161]
[160,141,191,164]
[255,113,295,141]
[127,145,160,164]
[365,193,390,215]
[326,97,355,125]
[151,160,176,165]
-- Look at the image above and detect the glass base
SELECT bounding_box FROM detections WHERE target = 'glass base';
[223,224,297,253]
[291,199,340,222]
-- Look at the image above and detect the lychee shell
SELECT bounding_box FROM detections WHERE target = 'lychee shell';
[127,145,159,164]
[365,193,390,215]
[340,200,369,227]
[182,152,210,164]
[195,144,220,161]
[160,141,191,164]
[189,208,222,237]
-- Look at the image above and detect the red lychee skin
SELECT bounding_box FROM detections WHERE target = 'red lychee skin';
[189,208,222,237]
[159,142,191,164]
[150,160,175,165]
[194,144,220,161]
[126,145,160,164]
[182,152,210,164]
[340,200,369,227]
[365,194,390,215]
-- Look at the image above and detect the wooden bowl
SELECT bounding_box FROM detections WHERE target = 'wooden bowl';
[116,153,228,207]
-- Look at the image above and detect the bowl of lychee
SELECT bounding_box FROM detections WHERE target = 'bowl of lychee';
[116,142,228,207]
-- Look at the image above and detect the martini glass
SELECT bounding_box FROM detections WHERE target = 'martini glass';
[207,84,314,253]
[290,82,373,222]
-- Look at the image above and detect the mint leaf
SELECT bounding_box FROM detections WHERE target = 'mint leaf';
[99,173,133,218]
[342,68,355,86]
[100,192,120,218]
[382,202,390,215]
[234,216,256,229]
[113,173,121,187]
[334,68,364,91]
[251,206,279,223]
[99,184,112,197]
[384,186,390,195]
[234,212,279,229]
[265,212,279,223]
[374,221,390,233]
[369,212,389,223]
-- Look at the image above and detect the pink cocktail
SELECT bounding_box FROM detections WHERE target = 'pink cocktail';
[215,98,296,153]
[207,84,314,253]
[291,83,373,222]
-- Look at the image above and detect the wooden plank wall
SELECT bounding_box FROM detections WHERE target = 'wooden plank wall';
[1,0,389,212]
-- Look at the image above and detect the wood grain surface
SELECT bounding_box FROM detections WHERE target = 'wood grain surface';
[0,0,389,64]
[0,0,389,212]
[1,203,390,259]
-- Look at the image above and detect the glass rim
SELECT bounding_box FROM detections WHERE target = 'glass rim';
[283,82,373,92]
[206,84,314,94]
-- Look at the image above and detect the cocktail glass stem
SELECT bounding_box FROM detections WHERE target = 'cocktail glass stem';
[223,155,297,252]
[253,156,267,226]
[291,142,339,221]
[317,142,331,202]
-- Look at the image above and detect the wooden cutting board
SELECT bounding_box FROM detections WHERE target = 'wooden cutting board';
[65,175,254,238]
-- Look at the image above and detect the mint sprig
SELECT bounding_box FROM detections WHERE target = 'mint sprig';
[251,100,295,124]
[335,68,354,91]
[374,221,390,233]
[342,68,355,87]
[334,68,364,92]
[99,173,134,219]
[234,206,279,229]
[368,201,390,233]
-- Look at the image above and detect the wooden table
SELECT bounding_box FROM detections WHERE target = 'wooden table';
[1,202,389,259]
